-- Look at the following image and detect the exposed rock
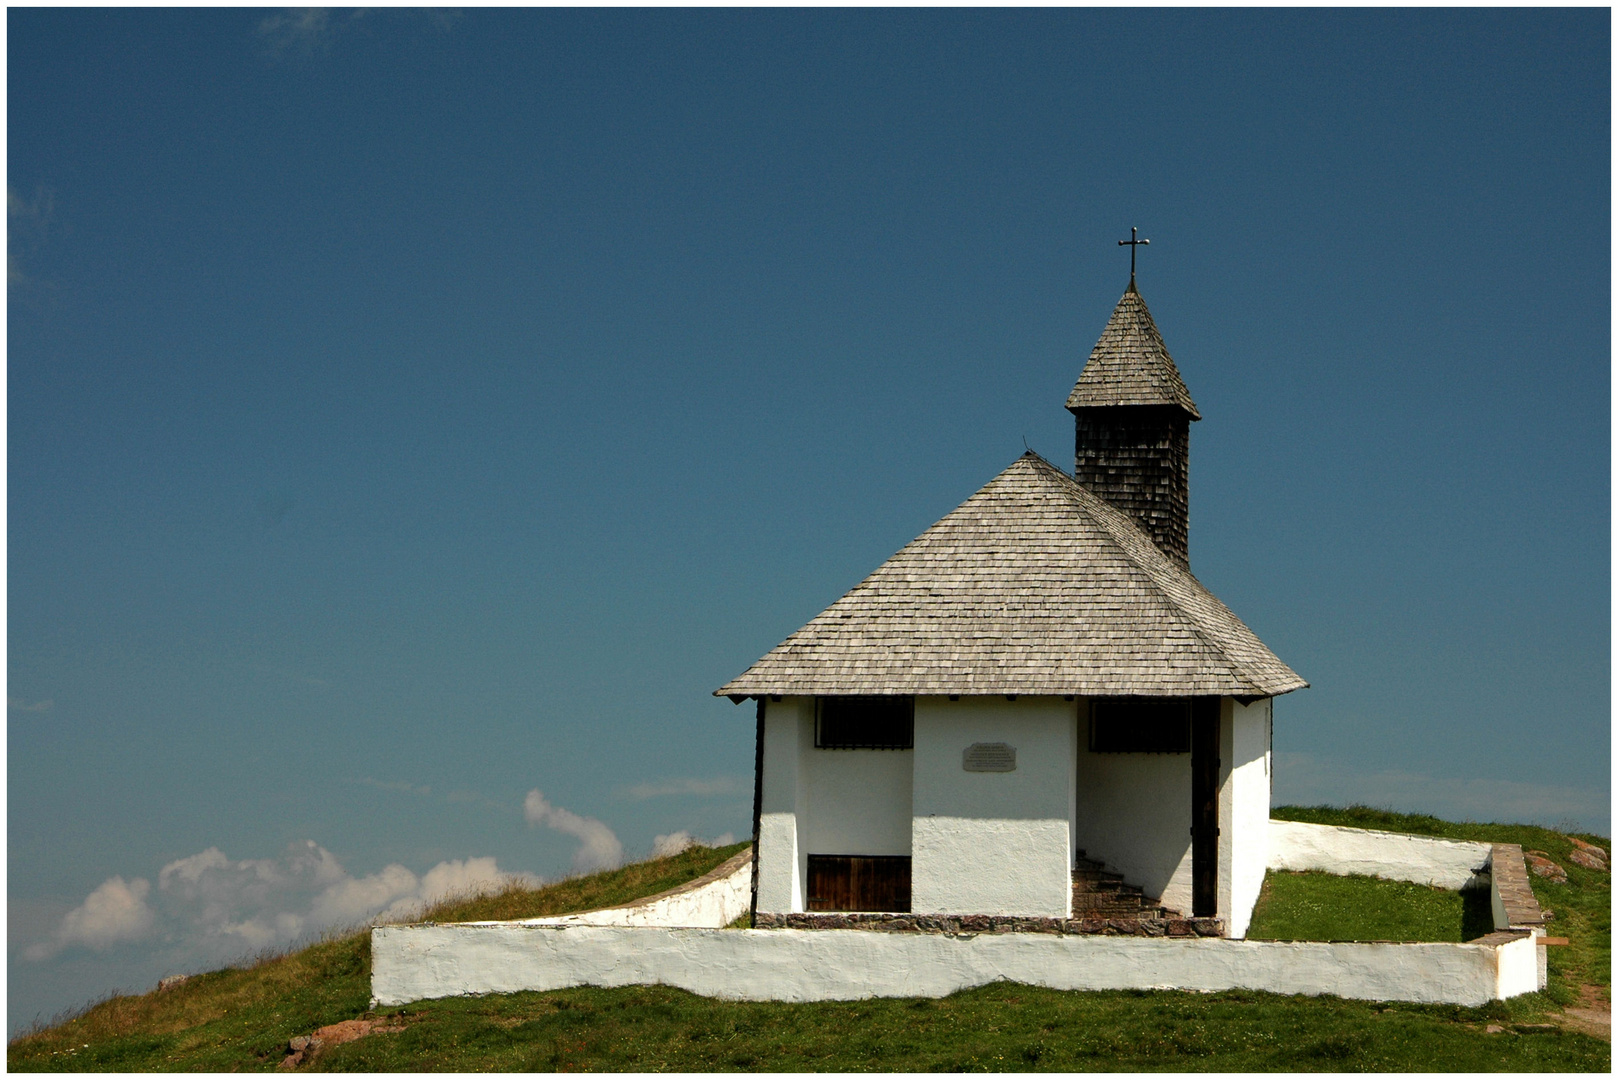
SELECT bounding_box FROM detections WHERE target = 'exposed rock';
[1569,837,1607,860]
[156,974,189,992]
[1568,848,1607,871]
[279,1017,407,1069]
[1523,851,1568,883]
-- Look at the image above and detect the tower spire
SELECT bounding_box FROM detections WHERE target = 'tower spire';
[1067,277,1199,567]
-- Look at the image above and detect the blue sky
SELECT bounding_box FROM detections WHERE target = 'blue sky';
[8,8,1609,1030]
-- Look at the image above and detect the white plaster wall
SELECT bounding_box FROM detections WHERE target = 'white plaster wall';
[518,852,752,929]
[1495,933,1542,999]
[756,698,809,913]
[1268,821,1491,889]
[373,924,1531,1010]
[1223,698,1272,939]
[910,697,1073,917]
[802,742,912,857]
[1072,701,1193,915]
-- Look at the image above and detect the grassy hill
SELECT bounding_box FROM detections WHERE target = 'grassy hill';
[8,816,1609,1072]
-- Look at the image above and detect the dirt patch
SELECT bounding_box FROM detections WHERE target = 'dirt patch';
[278,1015,414,1069]
[1557,985,1610,1043]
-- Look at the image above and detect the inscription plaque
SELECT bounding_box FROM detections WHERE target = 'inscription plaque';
[962,742,1016,772]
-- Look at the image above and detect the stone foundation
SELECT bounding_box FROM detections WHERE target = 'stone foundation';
[753,911,1224,937]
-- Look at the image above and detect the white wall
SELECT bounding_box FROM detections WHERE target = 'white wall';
[1072,699,1194,915]
[1222,698,1272,939]
[755,698,808,913]
[755,697,915,914]
[1268,821,1491,889]
[910,697,1073,917]
[517,850,752,928]
[802,731,913,857]
[373,924,1541,1010]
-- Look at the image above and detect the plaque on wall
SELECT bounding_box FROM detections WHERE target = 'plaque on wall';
[962,742,1016,772]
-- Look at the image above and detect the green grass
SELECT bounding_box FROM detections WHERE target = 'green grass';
[1274,805,1611,999]
[314,984,1607,1073]
[1247,870,1497,943]
[6,843,749,1072]
[8,818,1610,1072]
[416,841,751,923]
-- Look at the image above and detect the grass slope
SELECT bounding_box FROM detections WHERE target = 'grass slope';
[1272,804,1611,997]
[9,814,1610,1072]
[418,840,751,923]
[1247,871,1497,943]
[7,842,748,1072]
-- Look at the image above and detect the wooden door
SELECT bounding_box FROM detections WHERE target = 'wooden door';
[806,855,911,912]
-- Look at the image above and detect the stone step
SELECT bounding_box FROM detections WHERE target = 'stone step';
[1071,856,1172,919]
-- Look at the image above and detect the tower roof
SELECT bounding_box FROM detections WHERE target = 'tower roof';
[1066,285,1200,418]
[716,451,1304,699]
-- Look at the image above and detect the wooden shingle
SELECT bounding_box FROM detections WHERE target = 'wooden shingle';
[1066,285,1200,418]
[717,452,1306,699]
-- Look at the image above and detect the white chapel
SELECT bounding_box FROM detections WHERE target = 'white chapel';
[718,270,1306,939]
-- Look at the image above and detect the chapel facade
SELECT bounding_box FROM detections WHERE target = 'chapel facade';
[718,277,1305,939]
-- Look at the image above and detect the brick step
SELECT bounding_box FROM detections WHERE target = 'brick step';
[1072,853,1181,919]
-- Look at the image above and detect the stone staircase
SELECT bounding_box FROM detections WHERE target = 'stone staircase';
[1072,850,1180,919]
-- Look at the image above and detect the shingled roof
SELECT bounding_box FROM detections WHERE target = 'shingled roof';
[1066,285,1200,418]
[717,452,1305,699]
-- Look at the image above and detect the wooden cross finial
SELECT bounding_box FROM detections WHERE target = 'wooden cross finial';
[1118,226,1149,289]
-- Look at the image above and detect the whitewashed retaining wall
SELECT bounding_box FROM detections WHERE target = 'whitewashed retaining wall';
[372,924,1540,1009]
[1268,820,1491,888]
[511,850,752,929]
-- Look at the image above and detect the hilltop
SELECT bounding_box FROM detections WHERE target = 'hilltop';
[7,815,1609,1072]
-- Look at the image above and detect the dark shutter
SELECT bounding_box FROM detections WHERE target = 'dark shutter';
[815,697,915,749]
[1089,698,1191,753]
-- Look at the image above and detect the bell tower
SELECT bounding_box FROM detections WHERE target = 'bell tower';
[1067,265,1200,568]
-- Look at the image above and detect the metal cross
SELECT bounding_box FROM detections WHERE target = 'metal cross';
[1118,226,1150,286]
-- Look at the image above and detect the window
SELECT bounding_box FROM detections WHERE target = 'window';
[1089,697,1191,754]
[815,696,914,749]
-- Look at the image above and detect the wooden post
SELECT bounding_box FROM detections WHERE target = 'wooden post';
[750,698,765,924]
[1191,696,1221,918]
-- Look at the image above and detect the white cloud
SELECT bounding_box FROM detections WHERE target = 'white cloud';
[624,776,749,800]
[1273,752,1612,836]
[524,790,624,873]
[7,185,54,289]
[651,831,739,858]
[26,841,533,969]
[257,8,335,54]
[307,862,418,927]
[651,831,694,857]
[356,776,432,798]
[27,876,155,958]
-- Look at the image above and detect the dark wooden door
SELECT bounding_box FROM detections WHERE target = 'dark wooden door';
[806,855,912,912]
[1190,696,1221,917]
